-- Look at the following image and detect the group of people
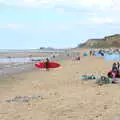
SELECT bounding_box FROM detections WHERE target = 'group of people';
[108,62,120,83]
[89,49,105,56]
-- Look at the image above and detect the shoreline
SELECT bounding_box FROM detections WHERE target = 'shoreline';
[0,53,73,78]
[0,52,51,58]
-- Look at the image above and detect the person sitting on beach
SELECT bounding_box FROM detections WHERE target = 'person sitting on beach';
[109,62,118,83]
[112,62,118,73]
[45,58,49,71]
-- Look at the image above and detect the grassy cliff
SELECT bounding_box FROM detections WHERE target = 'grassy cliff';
[77,34,120,48]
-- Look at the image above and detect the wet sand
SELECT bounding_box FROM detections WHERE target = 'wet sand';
[0,51,51,58]
[0,51,71,77]
[0,51,120,120]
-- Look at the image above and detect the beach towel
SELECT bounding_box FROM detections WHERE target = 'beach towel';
[80,75,96,80]
[0,95,41,102]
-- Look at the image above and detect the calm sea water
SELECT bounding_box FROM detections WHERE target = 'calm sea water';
[0,49,61,63]
[0,49,79,63]
[0,57,47,63]
[0,49,63,53]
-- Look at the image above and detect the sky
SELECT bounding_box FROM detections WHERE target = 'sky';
[0,0,120,49]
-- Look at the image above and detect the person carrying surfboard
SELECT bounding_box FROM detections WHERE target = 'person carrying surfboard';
[45,58,49,71]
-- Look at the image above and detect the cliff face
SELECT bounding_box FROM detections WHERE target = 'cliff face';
[77,34,120,48]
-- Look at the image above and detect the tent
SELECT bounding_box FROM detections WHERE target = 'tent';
[83,52,89,56]
[94,52,104,57]
[104,54,120,61]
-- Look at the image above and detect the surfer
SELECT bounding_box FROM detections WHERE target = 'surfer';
[45,58,49,71]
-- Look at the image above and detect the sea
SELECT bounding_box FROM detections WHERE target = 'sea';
[0,49,79,63]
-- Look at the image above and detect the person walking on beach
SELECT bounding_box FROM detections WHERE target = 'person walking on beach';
[90,50,92,56]
[45,58,49,71]
[77,56,80,60]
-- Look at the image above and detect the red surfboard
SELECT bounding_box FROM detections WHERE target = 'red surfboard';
[35,62,61,69]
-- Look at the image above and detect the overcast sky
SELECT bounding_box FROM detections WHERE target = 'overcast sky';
[0,0,120,49]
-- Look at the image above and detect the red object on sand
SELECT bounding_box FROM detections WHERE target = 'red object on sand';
[35,62,61,69]
[108,70,112,73]
[108,70,117,77]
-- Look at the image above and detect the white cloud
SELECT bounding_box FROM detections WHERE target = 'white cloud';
[73,20,88,25]
[0,22,68,31]
[0,0,120,26]
[73,16,120,25]
[55,7,65,14]
[74,16,120,25]
[40,26,66,31]
[21,0,112,7]
[0,24,26,29]
[0,0,120,13]
[0,0,114,8]
[21,0,120,12]
[88,17,113,24]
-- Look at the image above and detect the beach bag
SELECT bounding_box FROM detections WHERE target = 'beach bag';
[96,76,110,85]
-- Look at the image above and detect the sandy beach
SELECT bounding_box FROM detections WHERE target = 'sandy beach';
[0,51,120,120]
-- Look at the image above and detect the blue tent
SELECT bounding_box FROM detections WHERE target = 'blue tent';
[104,54,120,61]
[83,52,89,56]
[94,52,104,57]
